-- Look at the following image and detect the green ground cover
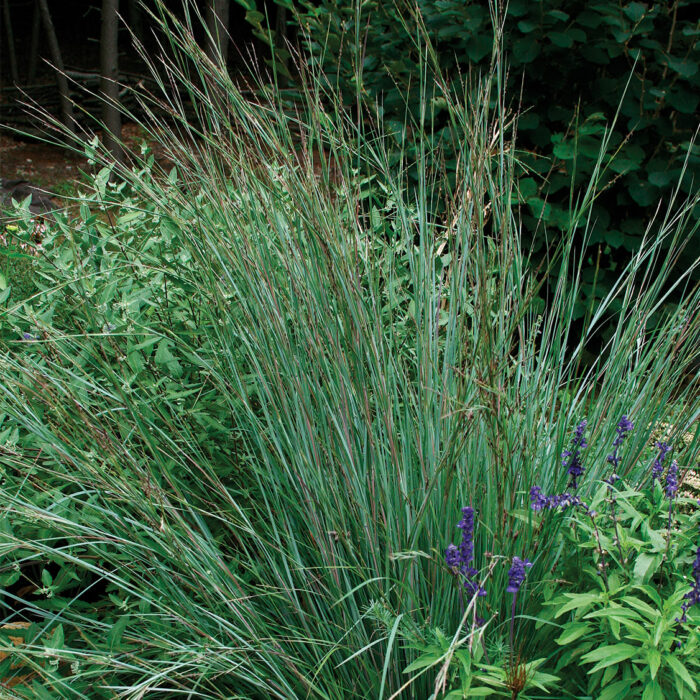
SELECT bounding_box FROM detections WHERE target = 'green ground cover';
[0,2,698,697]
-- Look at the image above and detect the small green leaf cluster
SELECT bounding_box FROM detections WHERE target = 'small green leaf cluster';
[399,626,558,699]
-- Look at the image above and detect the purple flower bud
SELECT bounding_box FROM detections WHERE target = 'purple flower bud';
[457,506,475,565]
[651,442,671,484]
[606,415,634,471]
[445,506,486,598]
[445,544,460,568]
[563,420,588,490]
[506,557,532,594]
[665,460,679,500]
[530,485,581,512]
[679,547,700,623]
[530,485,549,511]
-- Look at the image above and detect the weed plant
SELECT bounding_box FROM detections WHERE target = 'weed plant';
[0,2,698,697]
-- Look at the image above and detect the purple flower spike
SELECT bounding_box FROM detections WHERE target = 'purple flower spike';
[607,415,634,471]
[665,460,679,500]
[506,557,533,594]
[679,547,700,624]
[563,420,588,490]
[530,485,549,511]
[445,544,460,568]
[457,506,475,565]
[530,485,581,512]
[445,506,486,598]
[651,442,671,484]
[617,415,634,435]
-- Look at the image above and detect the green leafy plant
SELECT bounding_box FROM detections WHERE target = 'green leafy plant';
[532,424,700,698]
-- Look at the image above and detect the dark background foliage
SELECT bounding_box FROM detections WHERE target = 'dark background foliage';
[263,0,699,319]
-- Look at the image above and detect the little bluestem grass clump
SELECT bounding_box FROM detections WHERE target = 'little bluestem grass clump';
[0,1,698,697]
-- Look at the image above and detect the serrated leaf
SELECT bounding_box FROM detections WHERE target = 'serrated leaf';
[107,615,130,651]
[45,624,64,651]
[155,339,183,378]
[553,141,575,160]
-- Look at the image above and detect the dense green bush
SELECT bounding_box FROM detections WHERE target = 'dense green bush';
[255,0,700,319]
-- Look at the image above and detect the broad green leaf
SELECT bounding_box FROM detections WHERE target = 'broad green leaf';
[45,624,64,651]
[666,654,697,691]
[403,651,442,673]
[623,2,647,22]
[599,680,633,700]
[554,593,602,617]
[464,690,497,697]
[666,57,698,78]
[647,647,661,679]
[549,32,573,48]
[581,643,637,673]
[584,607,642,622]
[633,553,659,583]
[641,681,664,700]
[107,615,130,652]
[155,339,183,378]
[556,623,592,645]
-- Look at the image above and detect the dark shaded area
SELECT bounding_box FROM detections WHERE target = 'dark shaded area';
[0,0,272,137]
[0,0,256,84]
[0,177,55,214]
